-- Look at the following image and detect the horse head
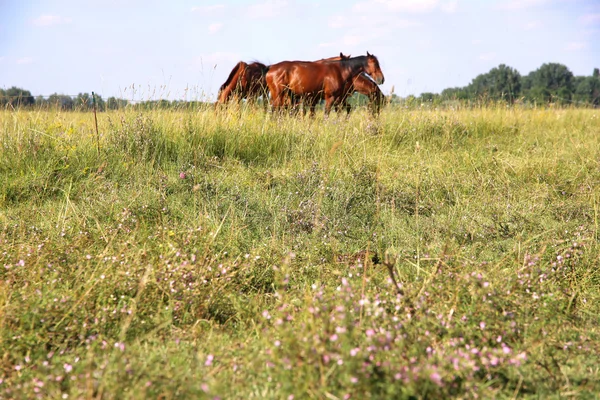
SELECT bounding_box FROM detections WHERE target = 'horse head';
[365,51,384,85]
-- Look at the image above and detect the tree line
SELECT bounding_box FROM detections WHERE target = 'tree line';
[2,62,599,110]
[0,89,209,110]
[399,63,599,107]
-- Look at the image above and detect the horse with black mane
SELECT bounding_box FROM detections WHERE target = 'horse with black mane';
[266,52,384,116]
[293,53,385,115]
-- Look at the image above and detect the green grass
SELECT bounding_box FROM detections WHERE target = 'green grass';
[1,105,600,399]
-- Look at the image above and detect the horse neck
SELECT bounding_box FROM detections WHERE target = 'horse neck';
[339,57,367,80]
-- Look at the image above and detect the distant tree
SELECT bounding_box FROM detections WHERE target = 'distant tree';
[594,68,599,78]
[419,92,436,102]
[1,87,35,107]
[441,87,469,100]
[95,94,106,111]
[106,96,129,110]
[574,76,600,106]
[388,93,401,104]
[524,63,574,103]
[467,64,521,103]
[76,93,92,110]
[48,93,74,110]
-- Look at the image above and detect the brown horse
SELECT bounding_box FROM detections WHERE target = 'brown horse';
[313,54,384,115]
[267,52,384,116]
[216,61,269,105]
[344,73,385,114]
[298,55,385,115]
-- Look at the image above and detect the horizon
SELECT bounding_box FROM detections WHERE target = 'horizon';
[1,0,599,102]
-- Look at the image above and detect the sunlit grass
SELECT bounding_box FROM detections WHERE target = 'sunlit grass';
[1,105,599,398]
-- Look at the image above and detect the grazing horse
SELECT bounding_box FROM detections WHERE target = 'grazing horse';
[312,54,385,115]
[216,61,269,105]
[267,52,384,116]
[344,73,385,114]
[300,54,385,115]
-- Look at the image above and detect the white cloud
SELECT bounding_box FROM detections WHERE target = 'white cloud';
[33,15,72,27]
[565,41,587,51]
[354,0,437,13]
[329,14,420,29]
[497,0,547,10]
[395,19,422,28]
[353,0,457,13]
[16,57,33,65]
[247,0,288,19]
[471,39,483,45]
[440,1,458,13]
[478,52,496,61]
[524,20,542,30]
[191,5,225,13]
[580,13,600,25]
[329,15,346,28]
[343,35,365,46]
[208,22,223,34]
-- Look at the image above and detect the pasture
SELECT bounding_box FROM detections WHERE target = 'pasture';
[1,105,600,398]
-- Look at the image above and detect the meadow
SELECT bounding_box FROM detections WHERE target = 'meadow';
[1,104,599,399]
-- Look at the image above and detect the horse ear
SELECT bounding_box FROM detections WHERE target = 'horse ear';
[340,52,344,58]
[367,51,371,57]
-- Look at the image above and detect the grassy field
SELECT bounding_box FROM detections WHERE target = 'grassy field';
[1,105,600,399]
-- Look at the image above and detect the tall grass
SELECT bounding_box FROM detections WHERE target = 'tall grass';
[1,105,599,398]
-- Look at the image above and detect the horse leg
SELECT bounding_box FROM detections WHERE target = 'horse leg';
[345,98,352,116]
[324,96,335,117]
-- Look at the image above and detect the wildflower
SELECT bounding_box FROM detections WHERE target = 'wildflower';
[430,372,443,386]
[205,354,214,366]
[179,172,186,179]
[64,363,73,373]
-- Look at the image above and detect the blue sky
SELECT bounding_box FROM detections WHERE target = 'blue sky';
[1,0,599,101]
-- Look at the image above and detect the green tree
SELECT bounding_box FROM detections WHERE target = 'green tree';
[1,87,35,107]
[441,87,469,100]
[467,64,521,103]
[574,76,600,106]
[76,92,92,110]
[523,63,574,103]
[48,93,74,110]
[106,97,129,110]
